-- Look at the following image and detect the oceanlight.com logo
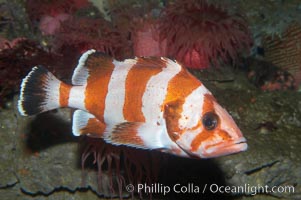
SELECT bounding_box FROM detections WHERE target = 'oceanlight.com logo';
[125,183,295,196]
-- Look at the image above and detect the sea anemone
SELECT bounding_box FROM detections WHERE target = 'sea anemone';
[81,137,162,197]
[159,0,253,69]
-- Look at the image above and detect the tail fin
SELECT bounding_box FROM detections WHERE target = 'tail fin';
[18,66,62,116]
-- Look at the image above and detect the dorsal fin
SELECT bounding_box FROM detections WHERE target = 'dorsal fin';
[72,49,95,85]
[72,50,113,85]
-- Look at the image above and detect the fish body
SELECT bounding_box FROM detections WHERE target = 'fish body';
[18,49,247,158]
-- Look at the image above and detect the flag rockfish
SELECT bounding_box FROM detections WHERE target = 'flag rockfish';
[18,49,247,158]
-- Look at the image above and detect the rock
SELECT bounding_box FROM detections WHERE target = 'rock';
[0,101,18,188]
[0,97,125,199]
[209,73,301,200]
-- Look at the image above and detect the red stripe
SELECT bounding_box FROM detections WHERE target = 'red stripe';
[164,67,201,105]
[163,67,202,141]
[84,54,114,121]
[123,57,166,122]
[82,118,106,137]
[59,82,71,107]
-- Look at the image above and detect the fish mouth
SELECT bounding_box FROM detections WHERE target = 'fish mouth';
[202,137,248,158]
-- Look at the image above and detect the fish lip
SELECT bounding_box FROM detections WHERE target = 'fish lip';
[233,137,247,145]
[208,137,247,150]
[201,137,248,158]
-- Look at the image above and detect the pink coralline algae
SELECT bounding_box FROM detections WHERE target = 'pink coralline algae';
[54,17,126,56]
[0,39,59,107]
[26,0,90,21]
[39,13,71,35]
[26,0,86,35]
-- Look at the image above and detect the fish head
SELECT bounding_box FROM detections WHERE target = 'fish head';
[165,93,247,158]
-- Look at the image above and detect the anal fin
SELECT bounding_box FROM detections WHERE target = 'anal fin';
[104,122,167,150]
[72,110,105,137]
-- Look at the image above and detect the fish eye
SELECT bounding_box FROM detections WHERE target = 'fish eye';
[202,112,218,130]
